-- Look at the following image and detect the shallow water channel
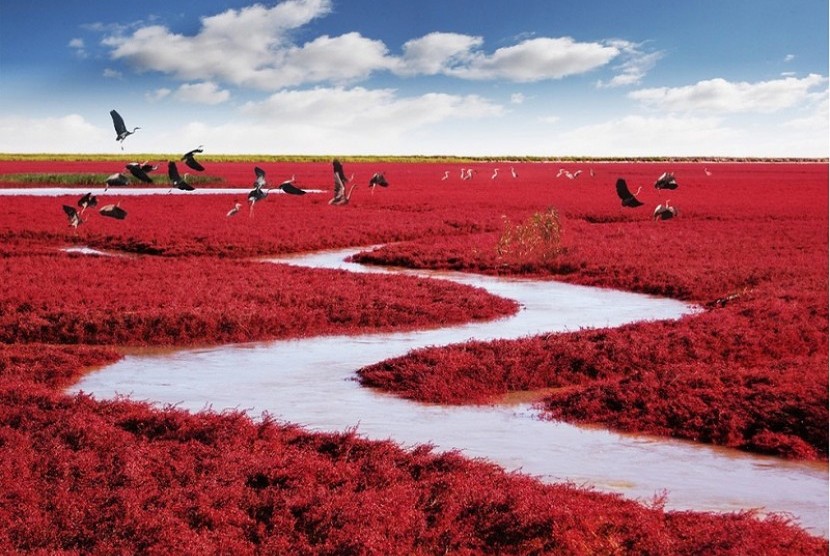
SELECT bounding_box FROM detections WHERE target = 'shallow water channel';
[70,247,829,537]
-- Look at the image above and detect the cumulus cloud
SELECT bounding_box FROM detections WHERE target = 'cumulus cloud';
[102,0,337,89]
[629,74,827,113]
[173,82,231,105]
[396,32,483,75]
[99,2,641,89]
[444,37,618,81]
[103,68,123,79]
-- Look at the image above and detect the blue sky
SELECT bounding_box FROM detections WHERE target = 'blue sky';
[0,0,827,156]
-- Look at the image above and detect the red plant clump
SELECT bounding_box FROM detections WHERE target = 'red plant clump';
[0,159,827,551]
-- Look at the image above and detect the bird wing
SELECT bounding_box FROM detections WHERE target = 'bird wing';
[615,178,633,200]
[280,182,306,195]
[168,161,182,182]
[100,205,127,219]
[110,110,127,136]
[63,205,78,218]
[254,166,266,187]
[126,164,153,183]
[183,155,205,171]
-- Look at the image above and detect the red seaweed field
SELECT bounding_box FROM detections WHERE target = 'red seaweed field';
[0,158,827,553]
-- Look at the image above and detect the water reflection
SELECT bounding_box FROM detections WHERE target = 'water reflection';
[70,247,829,537]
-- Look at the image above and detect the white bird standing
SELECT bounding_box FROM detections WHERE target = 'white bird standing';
[226,201,242,218]
[491,168,499,180]
[442,170,450,181]
[510,167,518,178]
[704,167,712,176]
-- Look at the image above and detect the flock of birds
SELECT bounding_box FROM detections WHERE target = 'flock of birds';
[62,110,393,229]
[61,109,703,230]
[439,163,695,221]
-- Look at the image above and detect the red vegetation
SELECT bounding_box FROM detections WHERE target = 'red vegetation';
[0,159,827,551]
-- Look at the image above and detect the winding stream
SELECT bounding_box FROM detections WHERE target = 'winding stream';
[69,247,829,537]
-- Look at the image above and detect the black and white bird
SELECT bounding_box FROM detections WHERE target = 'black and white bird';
[248,166,269,216]
[182,146,205,171]
[368,172,389,189]
[110,110,140,149]
[654,171,679,190]
[125,162,154,184]
[105,172,129,190]
[62,205,82,229]
[654,200,678,220]
[616,178,644,207]
[99,202,127,220]
[77,192,98,214]
[168,161,194,192]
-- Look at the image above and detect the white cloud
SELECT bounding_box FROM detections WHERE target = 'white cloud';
[99,3,642,89]
[446,37,619,82]
[0,114,109,153]
[146,88,172,102]
[68,38,86,58]
[396,32,483,75]
[173,82,231,105]
[629,74,827,113]
[510,93,526,104]
[242,86,502,128]
[554,115,739,156]
[101,0,344,90]
[103,68,123,79]
[597,40,663,88]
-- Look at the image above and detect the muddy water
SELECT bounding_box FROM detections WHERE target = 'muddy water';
[70,247,829,537]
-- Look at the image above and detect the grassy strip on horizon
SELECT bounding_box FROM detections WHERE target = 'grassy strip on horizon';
[0,173,224,186]
[1,153,825,163]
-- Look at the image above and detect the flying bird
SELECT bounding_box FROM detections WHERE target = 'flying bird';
[226,201,242,217]
[615,178,644,207]
[654,171,679,190]
[278,175,306,195]
[125,162,154,184]
[105,172,129,190]
[110,110,140,149]
[99,202,127,220]
[654,200,678,220]
[182,146,205,171]
[368,172,388,189]
[248,166,269,216]
[167,161,194,192]
[62,205,82,229]
[77,192,98,214]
